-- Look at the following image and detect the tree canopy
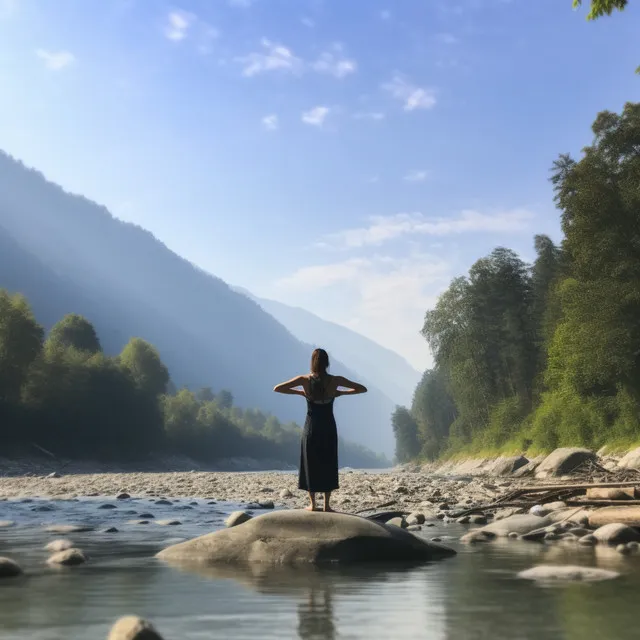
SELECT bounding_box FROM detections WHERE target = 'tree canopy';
[573,0,628,20]
[395,102,640,461]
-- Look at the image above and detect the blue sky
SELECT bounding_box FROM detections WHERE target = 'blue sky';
[0,0,639,371]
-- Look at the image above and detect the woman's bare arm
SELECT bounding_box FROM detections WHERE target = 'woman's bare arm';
[334,375,367,396]
[273,375,307,397]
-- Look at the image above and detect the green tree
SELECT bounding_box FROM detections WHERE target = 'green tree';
[573,0,627,20]
[391,406,421,463]
[119,337,169,397]
[217,389,234,410]
[47,313,102,354]
[0,290,44,404]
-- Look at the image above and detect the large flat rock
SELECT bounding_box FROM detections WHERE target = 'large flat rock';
[618,447,640,471]
[156,510,456,566]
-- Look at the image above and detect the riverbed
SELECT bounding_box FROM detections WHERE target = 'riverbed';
[1,474,640,639]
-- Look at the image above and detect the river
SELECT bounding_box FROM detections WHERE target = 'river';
[0,495,639,639]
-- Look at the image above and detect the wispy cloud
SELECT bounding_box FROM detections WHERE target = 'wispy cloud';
[312,44,357,79]
[382,74,437,111]
[302,106,330,127]
[404,169,430,183]
[436,33,459,45]
[320,209,535,249]
[262,114,279,131]
[274,253,450,368]
[164,10,195,41]
[353,111,385,121]
[237,38,302,77]
[35,49,76,71]
[379,9,391,20]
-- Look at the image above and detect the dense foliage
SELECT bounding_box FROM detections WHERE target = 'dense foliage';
[0,291,387,468]
[393,102,640,461]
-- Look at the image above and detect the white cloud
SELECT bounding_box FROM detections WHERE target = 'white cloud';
[404,169,430,183]
[382,74,437,111]
[312,44,357,79]
[302,106,329,127]
[353,112,385,121]
[274,253,450,369]
[321,209,535,249]
[379,9,391,20]
[164,10,194,41]
[262,114,278,131]
[237,38,302,77]
[35,49,76,71]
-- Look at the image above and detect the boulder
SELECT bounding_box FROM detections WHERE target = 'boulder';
[487,456,529,477]
[591,523,640,546]
[618,447,640,471]
[518,565,619,582]
[157,510,456,567]
[0,557,22,578]
[406,512,426,526]
[225,511,253,528]
[512,459,541,478]
[589,506,640,528]
[45,539,73,553]
[47,548,87,566]
[535,448,596,479]
[107,616,164,640]
[476,514,551,538]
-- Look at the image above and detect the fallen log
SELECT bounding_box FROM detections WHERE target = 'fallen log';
[588,506,640,528]
[516,481,640,492]
[585,487,638,500]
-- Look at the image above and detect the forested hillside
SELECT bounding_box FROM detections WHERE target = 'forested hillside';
[0,151,396,455]
[236,287,421,407]
[393,103,640,462]
[0,290,387,468]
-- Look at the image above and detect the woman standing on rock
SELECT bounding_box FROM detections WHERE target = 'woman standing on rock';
[273,348,367,512]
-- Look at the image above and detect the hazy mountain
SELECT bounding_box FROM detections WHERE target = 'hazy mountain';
[0,151,397,455]
[234,287,421,407]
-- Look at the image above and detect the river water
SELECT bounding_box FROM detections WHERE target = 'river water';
[1,496,639,639]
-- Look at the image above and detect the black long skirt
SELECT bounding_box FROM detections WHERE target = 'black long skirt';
[298,401,339,493]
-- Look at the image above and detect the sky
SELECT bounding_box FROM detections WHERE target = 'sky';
[0,0,639,371]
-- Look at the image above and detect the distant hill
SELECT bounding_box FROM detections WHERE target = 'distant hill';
[235,288,421,407]
[0,151,397,455]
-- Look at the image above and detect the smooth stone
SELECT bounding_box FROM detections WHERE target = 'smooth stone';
[47,472,62,478]
[155,500,173,506]
[535,448,596,479]
[386,517,407,529]
[616,544,632,555]
[626,541,640,552]
[99,504,117,510]
[469,515,487,525]
[107,615,164,640]
[128,520,150,525]
[116,493,131,500]
[518,565,619,582]
[487,456,529,476]
[45,539,73,552]
[156,520,182,526]
[47,548,87,566]
[406,525,422,532]
[158,510,456,566]
[138,513,155,519]
[406,513,426,526]
[225,511,253,528]
[508,532,520,539]
[259,501,275,510]
[477,514,551,538]
[104,527,119,533]
[0,557,23,578]
[592,523,640,546]
[45,524,94,533]
[280,489,294,499]
[32,505,55,512]
[578,534,597,546]
[460,530,496,544]
[617,447,640,471]
[456,516,470,524]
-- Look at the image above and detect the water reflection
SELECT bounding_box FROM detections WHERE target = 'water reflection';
[297,585,335,640]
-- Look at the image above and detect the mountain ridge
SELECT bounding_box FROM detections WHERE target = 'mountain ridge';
[0,151,396,454]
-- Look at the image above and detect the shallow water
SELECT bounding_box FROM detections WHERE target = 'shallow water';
[1,497,640,639]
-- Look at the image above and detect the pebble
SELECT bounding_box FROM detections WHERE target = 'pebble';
[155,499,173,506]
[45,539,73,552]
[107,615,164,640]
[116,493,131,500]
[104,527,119,533]
[99,504,117,510]
[138,513,155,519]
[617,544,632,555]
[47,548,87,566]
[156,520,182,526]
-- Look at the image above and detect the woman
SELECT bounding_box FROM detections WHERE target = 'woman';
[273,348,367,512]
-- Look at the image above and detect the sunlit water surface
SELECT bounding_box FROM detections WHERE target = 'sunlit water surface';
[1,494,639,639]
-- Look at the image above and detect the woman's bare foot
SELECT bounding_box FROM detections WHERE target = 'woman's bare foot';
[304,505,317,511]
